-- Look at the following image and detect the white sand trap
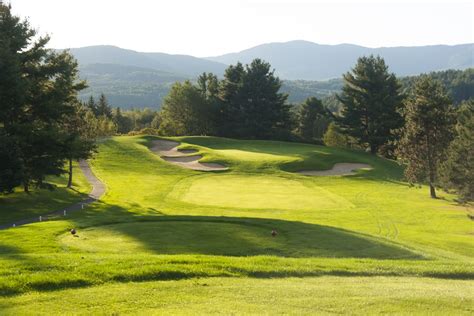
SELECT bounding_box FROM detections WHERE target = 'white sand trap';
[297,163,372,176]
[150,139,228,171]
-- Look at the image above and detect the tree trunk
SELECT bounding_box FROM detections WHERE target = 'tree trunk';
[67,157,73,188]
[23,181,29,193]
[429,165,437,198]
[370,143,377,155]
[429,183,437,199]
[427,144,437,199]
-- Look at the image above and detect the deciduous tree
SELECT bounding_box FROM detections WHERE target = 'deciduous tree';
[159,81,214,136]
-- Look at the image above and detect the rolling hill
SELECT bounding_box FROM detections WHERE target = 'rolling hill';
[66,42,473,108]
[68,45,227,77]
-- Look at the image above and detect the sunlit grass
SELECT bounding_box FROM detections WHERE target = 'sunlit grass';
[0,135,472,313]
[1,277,472,315]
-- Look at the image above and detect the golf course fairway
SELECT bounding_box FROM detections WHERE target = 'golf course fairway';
[0,136,472,314]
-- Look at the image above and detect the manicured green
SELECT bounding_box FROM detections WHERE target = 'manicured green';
[0,136,472,314]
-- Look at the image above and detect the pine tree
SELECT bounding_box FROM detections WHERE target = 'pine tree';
[86,95,99,116]
[97,93,112,118]
[338,55,403,154]
[218,63,246,136]
[62,103,96,188]
[219,59,290,139]
[296,97,333,143]
[113,107,133,134]
[0,3,87,192]
[397,76,455,198]
[439,99,474,201]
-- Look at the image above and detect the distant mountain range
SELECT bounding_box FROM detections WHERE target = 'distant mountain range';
[207,40,473,80]
[68,45,226,78]
[64,41,473,108]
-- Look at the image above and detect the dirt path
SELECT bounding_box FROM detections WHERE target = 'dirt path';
[0,160,105,230]
[150,139,228,171]
[297,163,372,176]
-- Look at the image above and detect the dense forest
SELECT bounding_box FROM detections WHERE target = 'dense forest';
[78,68,473,110]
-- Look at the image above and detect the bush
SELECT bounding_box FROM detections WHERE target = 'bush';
[323,122,348,147]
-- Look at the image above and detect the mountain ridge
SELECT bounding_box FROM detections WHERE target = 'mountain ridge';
[62,41,473,107]
[65,41,473,81]
[205,40,473,80]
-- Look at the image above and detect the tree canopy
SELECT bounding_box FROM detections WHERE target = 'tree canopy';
[337,55,403,154]
[0,3,94,193]
[295,97,333,143]
[218,59,291,139]
[439,99,474,201]
[396,76,455,198]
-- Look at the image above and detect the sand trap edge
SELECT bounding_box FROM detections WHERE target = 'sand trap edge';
[150,139,228,171]
[297,163,373,176]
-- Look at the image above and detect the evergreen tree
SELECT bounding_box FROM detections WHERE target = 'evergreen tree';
[113,107,133,134]
[0,3,87,192]
[97,93,112,118]
[296,97,333,142]
[439,99,474,201]
[218,63,246,136]
[197,72,219,99]
[86,95,99,116]
[0,135,23,193]
[219,59,290,139]
[397,76,455,198]
[338,55,403,154]
[62,103,96,188]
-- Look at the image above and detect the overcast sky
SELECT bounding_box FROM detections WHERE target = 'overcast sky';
[9,0,474,57]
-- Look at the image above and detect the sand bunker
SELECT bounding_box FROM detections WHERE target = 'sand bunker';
[150,139,228,171]
[150,140,198,157]
[297,163,372,176]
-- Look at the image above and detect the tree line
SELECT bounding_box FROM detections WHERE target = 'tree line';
[154,56,472,201]
[82,94,161,135]
[0,3,471,202]
[0,3,95,193]
[0,4,159,193]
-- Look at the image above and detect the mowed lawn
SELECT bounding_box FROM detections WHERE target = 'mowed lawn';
[0,136,472,314]
[0,162,91,225]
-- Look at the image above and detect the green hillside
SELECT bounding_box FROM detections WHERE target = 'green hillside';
[0,136,472,314]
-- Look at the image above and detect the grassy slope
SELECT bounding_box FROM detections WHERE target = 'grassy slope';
[0,162,91,225]
[1,277,472,315]
[0,136,472,314]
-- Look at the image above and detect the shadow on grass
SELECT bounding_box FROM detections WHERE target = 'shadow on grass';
[71,213,421,260]
[0,202,472,297]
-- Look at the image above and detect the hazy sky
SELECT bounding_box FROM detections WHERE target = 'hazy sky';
[10,0,474,57]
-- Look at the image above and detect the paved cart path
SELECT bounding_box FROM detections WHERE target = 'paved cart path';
[0,160,105,230]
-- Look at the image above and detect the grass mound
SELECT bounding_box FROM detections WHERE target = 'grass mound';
[60,217,419,259]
